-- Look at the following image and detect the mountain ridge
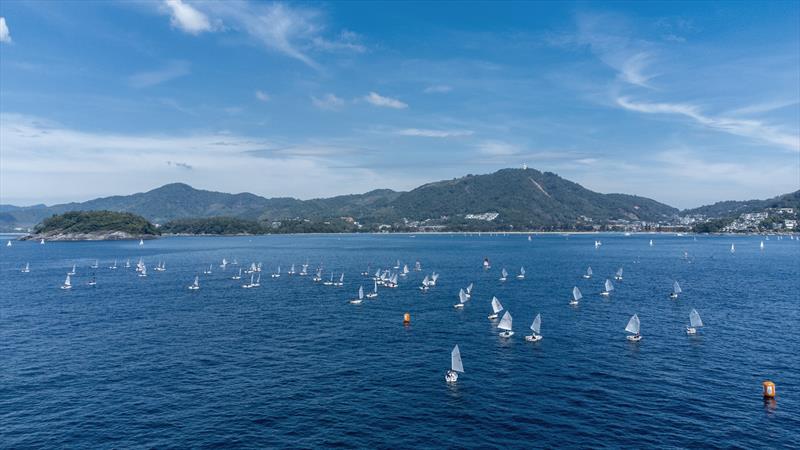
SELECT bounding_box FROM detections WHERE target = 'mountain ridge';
[1,168,796,231]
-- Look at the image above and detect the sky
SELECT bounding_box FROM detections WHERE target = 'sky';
[0,1,798,209]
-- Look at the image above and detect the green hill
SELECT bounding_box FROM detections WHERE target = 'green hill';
[682,190,800,218]
[32,211,159,239]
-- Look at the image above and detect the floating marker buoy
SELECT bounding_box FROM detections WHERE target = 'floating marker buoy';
[403,312,411,325]
[763,381,776,399]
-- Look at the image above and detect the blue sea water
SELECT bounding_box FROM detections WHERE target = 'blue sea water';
[1,233,798,448]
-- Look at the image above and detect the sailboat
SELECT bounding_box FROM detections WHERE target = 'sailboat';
[21,262,30,273]
[528,235,532,242]
[220,258,228,269]
[188,276,200,290]
[595,240,602,248]
[430,272,439,286]
[334,273,344,287]
[60,274,72,290]
[454,288,468,309]
[483,258,491,270]
[445,345,464,383]
[90,259,99,269]
[687,309,703,335]
[349,285,364,305]
[625,314,641,341]
[488,296,503,320]
[583,266,592,279]
[649,239,654,247]
[525,313,542,342]
[614,267,623,281]
[300,262,308,276]
[68,264,76,276]
[312,268,323,282]
[401,264,409,277]
[465,283,473,299]
[393,260,400,269]
[288,264,296,275]
[6,240,11,247]
[125,259,131,268]
[271,266,281,278]
[760,240,765,251]
[600,279,614,296]
[243,273,255,289]
[570,286,582,305]
[323,272,334,286]
[730,243,735,253]
[203,264,212,275]
[232,258,239,266]
[138,264,147,277]
[88,274,97,286]
[366,280,378,298]
[154,261,166,272]
[414,261,422,271]
[139,239,144,246]
[252,273,261,287]
[670,281,682,299]
[385,273,398,288]
[420,275,430,292]
[499,268,508,282]
[109,259,118,270]
[517,267,525,280]
[498,311,514,338]
[232,268,242,280]
[40,238,45,245]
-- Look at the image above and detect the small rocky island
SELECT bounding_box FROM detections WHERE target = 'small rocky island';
[22,210,160,241]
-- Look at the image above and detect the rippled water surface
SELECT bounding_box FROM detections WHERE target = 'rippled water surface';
[1,233,798,448]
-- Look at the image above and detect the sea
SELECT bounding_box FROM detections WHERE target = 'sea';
[1,233,798,448]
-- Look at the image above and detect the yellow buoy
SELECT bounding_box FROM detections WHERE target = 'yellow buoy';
[763,381,776,399]
[403,312,411,325]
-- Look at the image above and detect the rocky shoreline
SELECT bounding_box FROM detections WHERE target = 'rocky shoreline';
[20,231,159,241]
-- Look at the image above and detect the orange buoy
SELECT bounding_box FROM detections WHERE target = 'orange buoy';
[763,381,776,399]
[403,312,411,325]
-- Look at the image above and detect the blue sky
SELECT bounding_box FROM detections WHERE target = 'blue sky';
[0,1,798,208]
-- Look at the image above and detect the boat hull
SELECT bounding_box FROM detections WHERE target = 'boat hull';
[525,334,542,342]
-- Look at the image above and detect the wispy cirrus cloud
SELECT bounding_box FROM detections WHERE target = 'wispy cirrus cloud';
[364,92,407,109]
[311,93,345,111]
[616,96,800,151]
[423,84,453,94]
[162,1,365,69]
[128,60,190,88]
[396,128,473,138]
[255,90,270,102]
[0,17,11,44]
[162,0,214,34]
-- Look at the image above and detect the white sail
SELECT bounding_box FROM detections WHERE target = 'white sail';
[730,244,735,253]
[689,309,703,328]
[340,273,345,282]
[491,296,503,314]
[498,311,513,331]
[649,239,653,247]
[451,345,464,373]
[530,313,541,334]
[23,262,30,272]
[373,281,378,293]
[192,276,199,288]
[605,279,614,292]
[519,267,525,275]
[458,288,468,304]
[673,281,682,294]
[64,274,71,287]
[501,268,508,278]
[625,314,640,334]
[422,275,430,286]
[587,266,593,276]
[760,241,764,250]
[358,285,364,300]
[573,286,582,301]
[139,239,144,246]
[616,268,623,277]
[466,283,473,294]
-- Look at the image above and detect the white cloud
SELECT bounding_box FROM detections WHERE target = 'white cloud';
[616,96,800,151]
[0,17,11,44]
[0,113,421,204]
[397,128,473,138]
[163,0,213,35]
[477,140,520,156]
[128,61,190,88]
[311,93,345,111]
[364,92,408,109]
[255,90,270,102]
[423,84,452,94]
[186,2,365,69]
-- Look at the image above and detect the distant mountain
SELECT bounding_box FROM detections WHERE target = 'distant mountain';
[382,168,677,228]
[14,167,787,231]
[683,190,800,218]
